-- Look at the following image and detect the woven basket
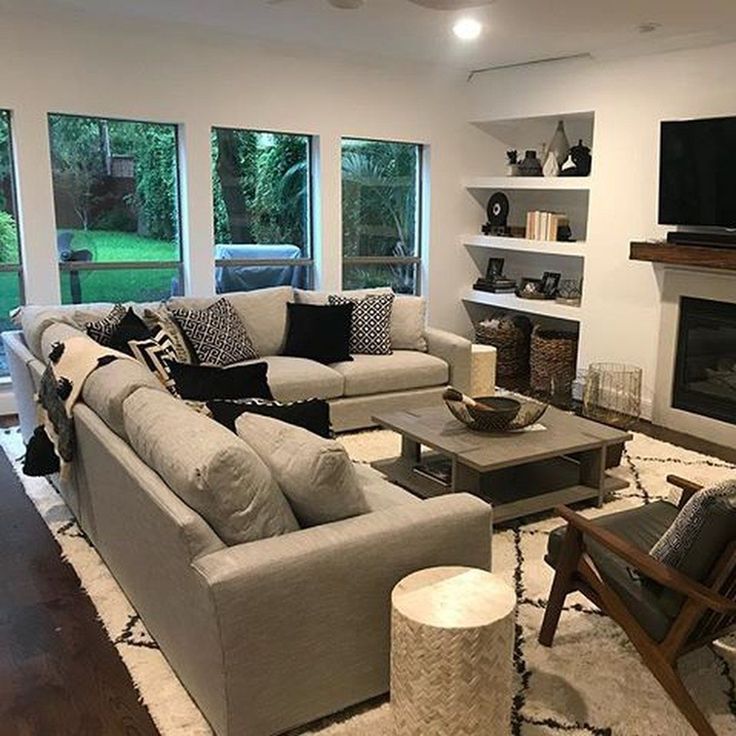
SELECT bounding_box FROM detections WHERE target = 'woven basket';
[475,314,532,378]
[530,326,578,395]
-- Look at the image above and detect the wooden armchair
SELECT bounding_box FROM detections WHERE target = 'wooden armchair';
[539,475,736,736]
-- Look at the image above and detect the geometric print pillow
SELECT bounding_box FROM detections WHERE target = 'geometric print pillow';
[85,303,127,346]
[169,298,259,366]
[650,478,736,577]
[128,328,179,395]
[327,293,394,355]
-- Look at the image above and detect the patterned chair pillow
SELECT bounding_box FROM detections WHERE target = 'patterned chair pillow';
[327,293,394,355]
[650,478,736,584]
[169,298,259,366]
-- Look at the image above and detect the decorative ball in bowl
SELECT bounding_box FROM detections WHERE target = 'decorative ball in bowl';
[443,387,548,433]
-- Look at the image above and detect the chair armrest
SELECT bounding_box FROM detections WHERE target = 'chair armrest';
[666,475,703,509]
[555,506,736,615]
[425,327,472,394]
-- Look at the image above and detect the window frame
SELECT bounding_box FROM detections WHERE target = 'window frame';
[212,126,315,288]
[0,109,25,301]
[341,136,424,295]
[48,112,185,299]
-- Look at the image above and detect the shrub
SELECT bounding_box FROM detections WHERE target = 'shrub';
[0,210,18,263]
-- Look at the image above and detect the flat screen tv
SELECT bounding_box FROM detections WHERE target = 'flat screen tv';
[659,116,736,228]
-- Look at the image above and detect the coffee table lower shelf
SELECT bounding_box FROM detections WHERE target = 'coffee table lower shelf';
[372,454,629,525]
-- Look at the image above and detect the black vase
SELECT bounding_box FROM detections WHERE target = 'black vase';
[518,150,543,177]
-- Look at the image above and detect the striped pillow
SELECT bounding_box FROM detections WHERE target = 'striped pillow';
[86,304,127,345]
[128,328,179,395]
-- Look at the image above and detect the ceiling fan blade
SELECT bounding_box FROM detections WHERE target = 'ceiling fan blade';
[328,0,365,8]
[408,0,493,9]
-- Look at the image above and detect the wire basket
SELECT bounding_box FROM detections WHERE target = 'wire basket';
[583,363,642,428]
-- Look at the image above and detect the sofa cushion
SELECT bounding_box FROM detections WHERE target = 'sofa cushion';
[331,351,449,397]
[352,464,422,512]
[240,356,344,402]
[328,293,394,355]
[236,414,369,527]
[124,388,299,545]
[83,357,167,438]
[283,303,353,365]
[226,287,294,357]
[391,296,427,352]
[168,361,274,401]
[293,286,391,305]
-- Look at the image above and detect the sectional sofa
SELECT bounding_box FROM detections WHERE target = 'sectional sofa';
[3,286,492,736]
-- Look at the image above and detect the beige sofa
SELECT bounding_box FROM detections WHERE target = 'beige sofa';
[7,286,473,441]
[2,287,491,736]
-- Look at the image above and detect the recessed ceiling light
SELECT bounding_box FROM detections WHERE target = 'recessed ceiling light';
[453,17,482,41]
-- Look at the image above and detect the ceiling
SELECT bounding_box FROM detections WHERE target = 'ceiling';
[15,0,736,70]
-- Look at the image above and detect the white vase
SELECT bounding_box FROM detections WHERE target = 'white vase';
[548,121,571,167]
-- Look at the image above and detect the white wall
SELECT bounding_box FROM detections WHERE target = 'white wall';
[0,8,487,331]
[463,43,736,415]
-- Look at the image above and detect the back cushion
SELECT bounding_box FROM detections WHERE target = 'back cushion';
[225,286,294,356]
[83,358,167,438]
[124,388,299,545]
[40,322,86,361]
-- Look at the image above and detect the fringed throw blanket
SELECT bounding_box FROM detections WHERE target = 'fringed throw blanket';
[31,336,130,474]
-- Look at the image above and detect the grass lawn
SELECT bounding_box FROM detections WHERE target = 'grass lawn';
[60,230,181,305]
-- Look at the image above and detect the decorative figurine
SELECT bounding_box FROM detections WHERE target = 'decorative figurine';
[547,120,571,167]
[518,150,543,177]
[561,139,592,177]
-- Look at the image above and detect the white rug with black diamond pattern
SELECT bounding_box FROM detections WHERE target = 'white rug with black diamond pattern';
[1,426,735,736]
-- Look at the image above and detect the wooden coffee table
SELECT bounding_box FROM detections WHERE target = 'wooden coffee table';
[372,405,631,524]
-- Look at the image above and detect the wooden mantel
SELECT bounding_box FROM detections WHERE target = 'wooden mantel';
[630,241,736,272]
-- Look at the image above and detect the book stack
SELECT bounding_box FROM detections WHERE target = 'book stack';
[473,276,516,293]
[525,211,569,241]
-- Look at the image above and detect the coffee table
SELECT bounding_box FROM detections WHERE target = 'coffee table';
[372,405,631,524]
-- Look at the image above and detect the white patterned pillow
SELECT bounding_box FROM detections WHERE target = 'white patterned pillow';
[85,304,127,345]
[170,298,259,366]
[128,328,179,395]
[650,479,736,575]
[328,293,394,355]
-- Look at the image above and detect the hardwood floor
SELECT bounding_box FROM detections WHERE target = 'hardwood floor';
[0,412,733,736]
[0,441,159,736]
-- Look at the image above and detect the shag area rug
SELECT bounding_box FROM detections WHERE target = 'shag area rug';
[1,426,735,736]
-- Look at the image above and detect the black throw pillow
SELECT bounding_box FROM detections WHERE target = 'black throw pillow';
[208,398,332,438]
[283,302,353,365]
[23,425,60,476]
[107,308,152,355]
[168,361,274,401]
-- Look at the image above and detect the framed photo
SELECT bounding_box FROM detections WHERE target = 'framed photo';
[516,277,543,299]
[540,271,561,298]
[485,257,505,280]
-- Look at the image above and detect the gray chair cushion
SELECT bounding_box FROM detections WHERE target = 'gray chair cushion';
[330,351,449,397]
[124,388,299,545]
[390,296,427,352]
[225,286,294,357]
[547,502,680,642]
[236,414,369,527]
[241,356,344,402]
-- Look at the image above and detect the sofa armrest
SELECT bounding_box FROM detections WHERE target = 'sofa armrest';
[425,327,473,393]
[193,494,491,735]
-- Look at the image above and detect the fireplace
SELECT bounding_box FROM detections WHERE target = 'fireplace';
[672,297,736,425]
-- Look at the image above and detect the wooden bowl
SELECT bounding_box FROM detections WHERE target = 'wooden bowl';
[445,396,521,433]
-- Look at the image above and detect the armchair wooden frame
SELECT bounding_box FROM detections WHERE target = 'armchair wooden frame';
[539,475,736,736]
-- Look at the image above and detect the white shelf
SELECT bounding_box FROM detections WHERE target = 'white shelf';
[463,176,591,191]
[462,289,581,322]
[462,234,585,258]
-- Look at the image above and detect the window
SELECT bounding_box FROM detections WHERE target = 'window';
[342,138,422,294]
[211,127,312,293]
[0,110,23,379]
[48,114,183,304]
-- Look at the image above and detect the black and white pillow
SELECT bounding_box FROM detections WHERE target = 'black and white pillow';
[86,304,127,345]
[208,397,332,437]
[128,328,179,395]
[169,298,259,366]
[650,478,736,570]
[328,293,394,355]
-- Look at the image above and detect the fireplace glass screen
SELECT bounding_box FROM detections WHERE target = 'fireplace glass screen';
[673,297,736,425]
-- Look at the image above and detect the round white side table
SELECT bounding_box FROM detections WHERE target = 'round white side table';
[391,566,516,736]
